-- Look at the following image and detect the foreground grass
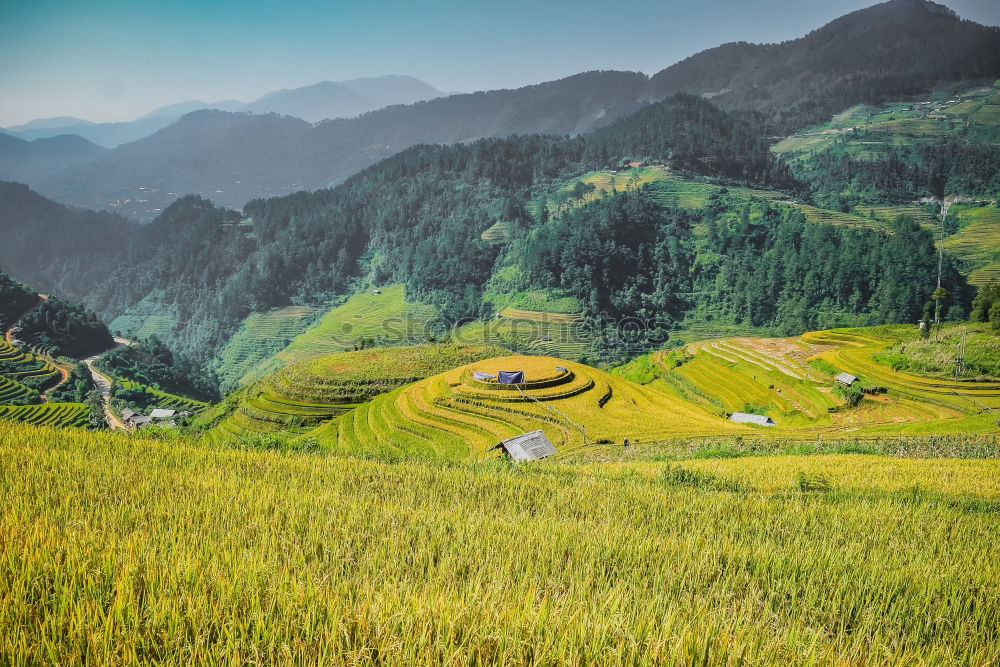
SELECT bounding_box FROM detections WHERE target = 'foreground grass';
[1,423,999,664]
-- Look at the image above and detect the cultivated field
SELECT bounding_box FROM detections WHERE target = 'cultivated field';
[1,422,998,663]
[311,354,742,460]
[211,305,319,389]
[618,326,1000,436]
[275,285,440,367]
[202,344,508,445]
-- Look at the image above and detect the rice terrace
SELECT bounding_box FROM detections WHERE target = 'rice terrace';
[2,0,1000,663]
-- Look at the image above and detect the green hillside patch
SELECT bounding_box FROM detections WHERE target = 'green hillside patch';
[211,305,319,390]
[942,204,1000,286]
[480,220,514,243]
[275,285,439,367]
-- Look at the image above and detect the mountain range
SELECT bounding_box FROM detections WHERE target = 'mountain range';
[0,0,994,220]
[0,75,446,148]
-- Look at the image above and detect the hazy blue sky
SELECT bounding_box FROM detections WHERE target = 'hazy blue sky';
[1,0,998,126]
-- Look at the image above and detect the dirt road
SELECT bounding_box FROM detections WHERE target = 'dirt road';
[82,337,134,430]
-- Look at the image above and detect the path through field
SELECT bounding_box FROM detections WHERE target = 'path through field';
[82,337,134,430]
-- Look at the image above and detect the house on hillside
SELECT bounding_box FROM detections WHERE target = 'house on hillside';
[835,372,858,387]
[489,430,556,462]
[729,412,776,427]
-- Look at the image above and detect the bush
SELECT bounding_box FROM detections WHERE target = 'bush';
[795,471,832,493]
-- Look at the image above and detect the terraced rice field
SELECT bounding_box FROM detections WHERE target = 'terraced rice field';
[312,354,743,460]
[636,328,1000,435]
[941,205,1000,286]
[853,205,939,228]
[479,220,513,243]
[803,329,1000,430]
[0,375,36,404]
[205,345,507,446]
[0,403,88,428]
[4,423,1000,663]
[0,339,59,388]
[454,311,593,360]
[275,285,439,367]
[212,305,318,389]
[118,379,209,413]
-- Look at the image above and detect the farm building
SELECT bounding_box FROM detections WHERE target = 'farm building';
[729,412,776,427]
[835,372,858,386]
[489,430,557,462]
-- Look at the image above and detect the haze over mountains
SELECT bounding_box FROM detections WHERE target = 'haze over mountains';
[0,75,446,148]
[0,0,997,219]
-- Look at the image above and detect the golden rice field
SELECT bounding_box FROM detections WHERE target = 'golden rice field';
[2,421,999,664]
[941,204,1000,286]
[202,344,508,445]
[623,327,1000,436]
[311,354,742,460]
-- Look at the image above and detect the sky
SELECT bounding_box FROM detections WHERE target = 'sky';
[1,0,998,127]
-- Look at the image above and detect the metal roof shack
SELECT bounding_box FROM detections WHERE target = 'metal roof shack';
[729,412,776,427]
[149,408,177,420]
[490,430,557,462]
[835,372,858,386]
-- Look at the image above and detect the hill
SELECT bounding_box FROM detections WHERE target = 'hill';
[646,0,1000,127]
[0,134,106,185]
[241,75,445,122]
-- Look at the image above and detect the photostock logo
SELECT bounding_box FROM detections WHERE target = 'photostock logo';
[326,312,671,357]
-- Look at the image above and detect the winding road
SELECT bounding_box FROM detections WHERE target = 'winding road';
[82,337,134,430]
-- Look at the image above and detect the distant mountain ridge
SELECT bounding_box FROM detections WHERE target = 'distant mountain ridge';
[645,0,1000,122]
[2,75,445,148]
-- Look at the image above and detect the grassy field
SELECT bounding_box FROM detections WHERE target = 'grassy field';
[211,305,319,390]
[202,344,508,445]
[274,285,440,367]
[311,354,743,461]
[2,421,999,663]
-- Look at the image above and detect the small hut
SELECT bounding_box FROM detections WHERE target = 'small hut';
[729,412,776,427]
[490,430,556,462]
[835,372,858,387]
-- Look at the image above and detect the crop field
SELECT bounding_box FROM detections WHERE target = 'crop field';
[2,422,999,663]
[0,339,60,387]
[118,379,209,413]
[453,314,593,360]
[0,403,88,428]
[211,305,318,389]
[0,375,36,404]
[853,204,939,228]
[941,204,1000,286]
[479,219,513,243]
[275,285,440,367]
[311,354,743,460]
[773,83,1000,161]
[620,327,1000,436]
[203,344,508,445]
[802,328,1000,433]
